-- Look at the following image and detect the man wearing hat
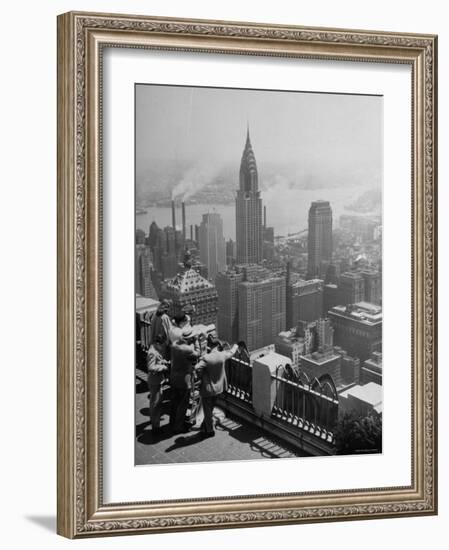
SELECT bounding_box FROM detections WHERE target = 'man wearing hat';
[169,327,201,433]
[150,299,172,360]
[195,337,238,437]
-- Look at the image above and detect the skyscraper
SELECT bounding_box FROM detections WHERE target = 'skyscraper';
[307,200,333,279]
[135,245,158,299]
[286,278,324,328]
[216,268,244,343]
[238,274,286,351]
[198,212,226,281]
[339,271,365,306]
[235,127,263,264]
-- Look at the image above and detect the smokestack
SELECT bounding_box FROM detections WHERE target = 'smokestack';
[182,201,186,240]
[190,224,193,241]
[171,200,176,230]
[264,205,267,229]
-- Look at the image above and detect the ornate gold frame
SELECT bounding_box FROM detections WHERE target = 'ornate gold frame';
[57,11,438,538]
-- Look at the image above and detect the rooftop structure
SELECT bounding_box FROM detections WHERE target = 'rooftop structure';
[339,382,383,416]
[361,351,383,385]
[328,302,382,361]
[274,328,305,369]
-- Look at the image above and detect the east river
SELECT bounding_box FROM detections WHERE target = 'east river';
[136,186,377,240]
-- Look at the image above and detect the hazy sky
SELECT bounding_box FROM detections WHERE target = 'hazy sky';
[136,84,383,191]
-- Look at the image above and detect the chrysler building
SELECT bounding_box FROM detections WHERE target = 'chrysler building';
[235,127,263,264]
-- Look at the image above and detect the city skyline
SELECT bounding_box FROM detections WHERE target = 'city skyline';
[135,85,383,464]
[138,126,382,349]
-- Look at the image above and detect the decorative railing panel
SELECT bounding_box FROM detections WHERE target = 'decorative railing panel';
[225,357,252,404]
[271,367,338,442]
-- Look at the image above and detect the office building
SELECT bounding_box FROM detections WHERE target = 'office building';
[361,269,382,305]
[328,302,382,361]
[361,351,383,385]
[334,346,361,385]
[135,245,158,299]
[339,382,382,417]
[339,271,365,306]
[307,200,333,279]
[316,317,334,353]
[235,127,263,264]
[274,328,305,370]
[324,283,339,314]
[287,278,324,327]
[263,208,275,262]
[238,273,286,351]
[226,238,236,266]
[299,349,342,387]
[198,212,226,281]
[215,268,244,343]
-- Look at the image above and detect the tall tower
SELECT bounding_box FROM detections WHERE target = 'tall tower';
[198,212,226,282]
[235,127,263,264]
[307,200,333,279]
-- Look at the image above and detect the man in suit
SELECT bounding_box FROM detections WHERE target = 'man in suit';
[146,336,170,436]
[149,299,172,360]
[195,337,238,438]
[169,327,201,433]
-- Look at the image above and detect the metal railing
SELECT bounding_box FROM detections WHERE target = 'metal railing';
[271,365,338,441]
[225,356,252,404]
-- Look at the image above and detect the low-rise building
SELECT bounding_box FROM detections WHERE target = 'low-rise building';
[361,351,383,385]
[339,382,382,417]
[334,346,361,385]
[328,302,382,362]
[300,350,342,387]
[274,328,305,369]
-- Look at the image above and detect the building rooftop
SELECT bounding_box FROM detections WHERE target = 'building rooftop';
[339,382,382,407]
[329,302,382,324]
[135,382,308,465]
[165,268,215,294]
[276,329,304,344]
[253,351,290,369]
[340,271,364,280]
[136,294,160,314]
[301,351,340,366]
[250,345,276,363]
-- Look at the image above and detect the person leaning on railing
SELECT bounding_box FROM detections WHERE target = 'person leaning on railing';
[146,335,170,437]
[194,336,239,438]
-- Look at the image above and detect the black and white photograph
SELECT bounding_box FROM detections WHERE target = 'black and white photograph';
[134,84,383,465]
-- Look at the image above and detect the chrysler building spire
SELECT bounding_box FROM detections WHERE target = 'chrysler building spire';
[239,124,258,194]
[235,126,263,264]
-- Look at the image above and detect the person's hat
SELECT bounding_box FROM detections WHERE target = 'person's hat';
[181,327,194,340]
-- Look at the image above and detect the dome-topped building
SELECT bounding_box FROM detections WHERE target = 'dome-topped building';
[160,250,218,326]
